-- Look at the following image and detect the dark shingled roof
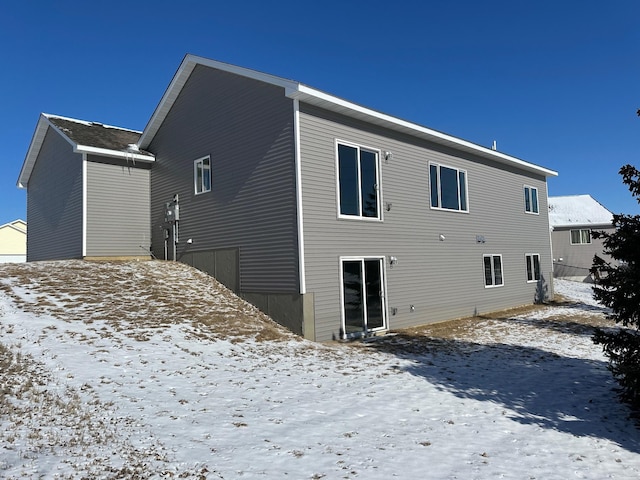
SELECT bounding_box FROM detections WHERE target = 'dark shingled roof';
[47,116,146,153]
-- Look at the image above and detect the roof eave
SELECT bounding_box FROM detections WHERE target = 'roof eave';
[76,145,155,162]
[551,222,614,229]
[138,54,557,178]
[18,115,155,189]
[287,85,558,178]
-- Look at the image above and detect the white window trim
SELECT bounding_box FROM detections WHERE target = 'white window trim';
[335,139,383,221]
[429,161,469,213]
[483,254,504,288]
[524,185,539,215]
[194,155,211,195]
[293,99,306,295]
[525,253,541,283]
[339,255,388,339]
[570,228,592,245]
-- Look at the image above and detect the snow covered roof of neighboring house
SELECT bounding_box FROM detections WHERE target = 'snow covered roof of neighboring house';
[139,54,557,178]
[17,114,154,189]
[548,195,613,227]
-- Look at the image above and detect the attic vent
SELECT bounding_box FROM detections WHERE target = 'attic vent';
[89,122,104,127]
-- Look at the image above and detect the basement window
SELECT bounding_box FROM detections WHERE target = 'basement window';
[483,254,504,287]
[525,253,541,282]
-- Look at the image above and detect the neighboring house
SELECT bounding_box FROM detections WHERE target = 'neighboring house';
[0,219,27,263]
[549,194,615,282]
[19,54,558,341]
[18,114,154,261]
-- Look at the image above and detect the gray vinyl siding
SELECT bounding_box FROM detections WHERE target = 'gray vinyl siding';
[299,104,553,341]
[148,64,299,293]
[85,157,151,257]
[551,225,615,281]
[26,127,83,261]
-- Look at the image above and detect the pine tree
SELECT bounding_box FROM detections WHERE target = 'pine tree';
[591,164,640,409]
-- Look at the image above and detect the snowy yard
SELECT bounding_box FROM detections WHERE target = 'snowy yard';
[0,261,639,479]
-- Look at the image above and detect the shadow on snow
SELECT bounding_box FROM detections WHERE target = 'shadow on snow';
[366,334,640,454]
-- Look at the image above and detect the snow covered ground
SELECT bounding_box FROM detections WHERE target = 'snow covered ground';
[0,261,639,479]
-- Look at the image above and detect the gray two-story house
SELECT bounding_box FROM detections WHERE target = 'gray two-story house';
[549,194,616,282]
[19,54,558,341]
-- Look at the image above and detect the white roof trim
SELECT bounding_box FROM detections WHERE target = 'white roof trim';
[138,54,298,149]
[18,114,53,188]
[0,220,27,234]
[17,114,154,189]
[286,85,557,177]
[75,145,155,162]
[139,54,557,178]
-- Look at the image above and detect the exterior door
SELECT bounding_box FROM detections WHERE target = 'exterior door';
[341,257,386,338]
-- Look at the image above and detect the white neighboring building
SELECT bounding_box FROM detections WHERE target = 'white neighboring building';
[0,219,27,263]
[548,195,615,282]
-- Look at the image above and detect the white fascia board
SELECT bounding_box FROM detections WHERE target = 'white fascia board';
[138,54,299,150]
[17,114,59,188]
[75,145,155,162]
[287,85,558,178]
[139,54,556,178]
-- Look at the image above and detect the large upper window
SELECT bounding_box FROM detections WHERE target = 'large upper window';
[570,229,591,245]
[194,156,212,194]
[483,254,504,287]
[525,253,541,282]
[430,163,468,212]
[524,186,539,214]
[337,143,380,219]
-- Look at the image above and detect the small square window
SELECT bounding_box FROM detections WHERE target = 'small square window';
[194,156,211,194]
[483,254,504,287]
[524,186,539,214]
[525,254,541,282]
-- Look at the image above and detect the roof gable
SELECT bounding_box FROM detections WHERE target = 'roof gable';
[548,195,613,227]
[0,219,27,234]
[139,54,557,178]
[17,114,155,189]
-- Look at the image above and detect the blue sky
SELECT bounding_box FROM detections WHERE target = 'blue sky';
[2,0,638,227]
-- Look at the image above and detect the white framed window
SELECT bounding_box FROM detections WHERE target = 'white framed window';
[336,142,381,220]
[525,253,541,282]
[430,162,468,212]
[194,156,211,194]
[483,254,504,288]
[570,229,591,245]
[524,186,539,214]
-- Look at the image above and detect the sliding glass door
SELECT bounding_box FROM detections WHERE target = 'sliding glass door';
[341,257,386,337]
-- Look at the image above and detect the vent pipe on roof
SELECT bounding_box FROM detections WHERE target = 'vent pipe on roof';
[491,140,497,151]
